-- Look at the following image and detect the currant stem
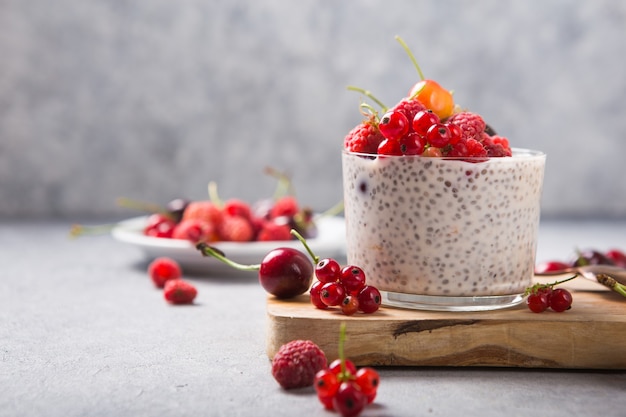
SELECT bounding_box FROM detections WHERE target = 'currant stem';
[524,275,578,296]
[346,86,388,113]
[196,242,261,271]
[264,167,296,200]
[395,35,425,81]
[290,229,319,264]
[596,274,626,298]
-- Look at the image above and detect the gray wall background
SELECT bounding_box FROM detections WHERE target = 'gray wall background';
[1,0,626,220]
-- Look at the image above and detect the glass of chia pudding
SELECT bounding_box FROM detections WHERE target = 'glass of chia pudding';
[342,148,546,311]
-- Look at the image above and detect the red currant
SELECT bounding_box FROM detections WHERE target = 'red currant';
[316,258,341,283]
[378,110,409,141]
[147,257,182,288]
[328,358,358,378]
[421,146,443,157]
[357,285,381,314]
[412,109,440,136]
[310,281,328,310]
[332,381,367,417]
[355,367,379,404]
[314,369,340,410]
[401,132,426,155]
[320,282,346,307]
[549,288,573,312]
[377,138,403,156]
[426,123,452,148]
[446,122,462,145]
[341,295,360,316]
[526,292,549,313]
[340,266,367,294]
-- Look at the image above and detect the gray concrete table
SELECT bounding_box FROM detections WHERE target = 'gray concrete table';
[1,220,625,417]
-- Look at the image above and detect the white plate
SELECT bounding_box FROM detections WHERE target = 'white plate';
[111,215,347,274]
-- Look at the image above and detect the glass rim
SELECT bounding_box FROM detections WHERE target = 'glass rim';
[342,147,545,161]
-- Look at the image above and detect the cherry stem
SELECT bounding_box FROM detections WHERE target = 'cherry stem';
[395,35,425,81]
[208,181,224,208]
[595,274,626,298]
[315,200,344,220]
[196,242,261,271]
[290,229,319,264]
[264,167,295,200]
[69,223,115,238]
[346,86,388,113]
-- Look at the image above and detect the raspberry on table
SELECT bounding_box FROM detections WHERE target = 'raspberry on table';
[271,340,327,389]
[163,279,197,304]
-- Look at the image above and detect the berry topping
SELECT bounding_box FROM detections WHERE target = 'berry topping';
[271,340,327,390]
[343,118,384,154]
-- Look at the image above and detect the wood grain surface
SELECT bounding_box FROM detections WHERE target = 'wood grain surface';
[266,277,626,369]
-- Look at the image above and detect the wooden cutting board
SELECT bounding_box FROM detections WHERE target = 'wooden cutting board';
[266,277,626,369]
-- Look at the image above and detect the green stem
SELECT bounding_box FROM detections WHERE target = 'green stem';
[196,243,261,271]
[596,274,626,298]
[395,35,425,81]
[338,322,348,380]
[525,274,578,296]
[315,200,344,219]
[69,223,116,238]
[264,167,295,200]
[290,229,319,264]
[346,86,388,113]
[208,181,223,208]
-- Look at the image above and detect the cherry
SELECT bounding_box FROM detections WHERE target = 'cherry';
[572,249,615,267]
[378,110,409,141]
[549,288,573,312]
[535,261,570,274]
[396,36,455,120]
[605,249,626,268]
[196,243,312,299]
[144,213,176,238]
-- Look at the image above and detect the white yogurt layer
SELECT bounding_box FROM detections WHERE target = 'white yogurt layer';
[342,149,546,297]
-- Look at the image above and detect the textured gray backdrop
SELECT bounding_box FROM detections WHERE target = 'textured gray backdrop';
[1,0,626,220]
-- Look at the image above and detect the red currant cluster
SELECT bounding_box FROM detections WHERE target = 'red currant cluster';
[314,324,379,417]
[525,278,574,313]
[310,258,381,315]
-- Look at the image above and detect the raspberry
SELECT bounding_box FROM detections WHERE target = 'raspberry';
[271,340,327,389]
[163,279,197,304]
[223,199,252,220]
[172,219,216,243]
[148,257,182,288]
[218,215,254,242]
[483,134,512,157]
[389,97,427,124]
[256,220,292,241]
[181,201,223,225]
[447,111,486,142]
[269,196,300,219]
[343,120,384,154]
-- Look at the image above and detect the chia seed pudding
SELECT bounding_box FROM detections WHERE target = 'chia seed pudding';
[342,148,546,311]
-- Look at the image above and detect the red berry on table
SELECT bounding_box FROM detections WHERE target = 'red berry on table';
[535,261,570,274]
[310,281,329,310]
[332,381,367,417]
[258,248,314,299]
[148,257,182,288]
[163,279,197,304]
[328,358,358,378]
[340,295,360,316]
[271,340,327,390]
[355,367,380,404]
[378,110,409,141]
[357,285,382,313]
[526,291,550,313]
[314,369,340,410]
[549,288,573,312]
[340,266,367,294]
[343,118,384,154]
[316,258,342,283]
[320,282,346,307]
